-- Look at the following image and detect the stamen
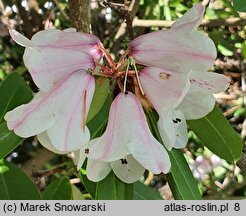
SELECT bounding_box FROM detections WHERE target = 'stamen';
[130,58,145,95]
[120,159,128,164]
[82,90,87,132]
[120,157,131,171]
[85,148,89,154]
[173,118,181,123]
[100,46,115,68]
[123,60,130,94]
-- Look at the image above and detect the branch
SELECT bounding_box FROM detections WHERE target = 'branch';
[237,152,246,174]
[114,0,140,40]
[69,0,91,33]
[132,17,246,28]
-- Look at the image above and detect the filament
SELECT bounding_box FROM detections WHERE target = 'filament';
[131,59,145,95]
[123,60,130,94]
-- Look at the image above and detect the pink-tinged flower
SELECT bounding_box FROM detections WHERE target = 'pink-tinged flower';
[130,3,216,74]
[156,70,230,150]
[9,28,102,92]
[177,71,230,119]
[87,92,171,179]
[5,28,103,156]
[138,65,190,150]
[5,71,95,153]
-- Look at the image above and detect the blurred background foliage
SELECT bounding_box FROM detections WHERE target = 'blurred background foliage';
[0,0,246,199]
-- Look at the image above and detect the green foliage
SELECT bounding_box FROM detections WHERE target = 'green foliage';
[79,167,97,199]
[0,122,24,159]
[42,177,72,200]
[95,172,133,200]
[87,92,112,139]
[0,73,33,123]
[166,149,202,200]
[133,182,162,200]
[0,160,41,200]
[1,0,245,200]
[188,106,243,163]
[87,78,110,123]
[80,169,162,200]
[233,0,246,12]
[146,111,202,200]
[0,73,33,159]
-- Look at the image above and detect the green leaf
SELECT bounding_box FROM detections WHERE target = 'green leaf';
[188,105,242,163]
[133,182,162,200]
[146,110,202,200]
[79,95,112,199]
[42,177,72,200]
[87,93,112,139]
[166,149,202,200]
[0,73,33,123]
[87,78,110,123]
[0,122,24,159]
[95,172,133,200]
[0,73,33,159]
[79,167,97,199]
[71,185,85,200]
[233,0,246,12]
[217,41,234,56]
[80,169,162,200]
[0,160,41,200]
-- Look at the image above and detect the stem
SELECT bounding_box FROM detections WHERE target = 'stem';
[69,0,91,33]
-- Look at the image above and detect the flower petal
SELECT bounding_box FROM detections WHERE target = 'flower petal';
[9,29,32,47]
[86,159,112,182]
[130,4,216,73]
[127,134,171,174]
[37,131,66,154]
[74,149,86,170]
[23,47,94,92]
[177,84,215,119]
[10,29,102,92]
[46,74,95,152]
[172,3,204,32]
[4,71,94,147]
[158,110,188,150]
[30,28,102,59]
[190,71,230,93]
[110,155,145,183]
[37,132,86,169]
[88,92,171,174]
[139,67,190,112]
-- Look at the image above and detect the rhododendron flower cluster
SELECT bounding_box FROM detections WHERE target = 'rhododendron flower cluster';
[4,4,229,183]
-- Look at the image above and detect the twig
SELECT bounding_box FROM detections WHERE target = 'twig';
[237,153,246,174]
[132,17,246,28]
[114,0,140,40]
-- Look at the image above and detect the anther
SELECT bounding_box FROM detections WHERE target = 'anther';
[176,118,181,122]
[173,118,181,123]
[121,159,128,164]
[85,148,89,154]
